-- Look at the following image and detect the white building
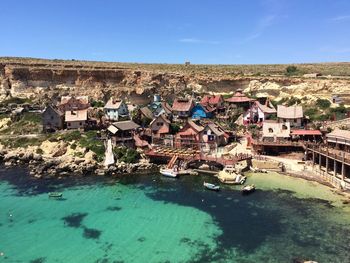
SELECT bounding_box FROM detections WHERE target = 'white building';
[104,98,129,121]
[277,105,304,128]
[243,101,276,125]
[262,121,291,141]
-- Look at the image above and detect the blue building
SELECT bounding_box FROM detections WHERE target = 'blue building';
[191,103,214,119]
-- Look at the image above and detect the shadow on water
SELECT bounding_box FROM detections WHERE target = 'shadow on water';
[62,213,88,228]
[0,165,116,196]
[2,165,350,262]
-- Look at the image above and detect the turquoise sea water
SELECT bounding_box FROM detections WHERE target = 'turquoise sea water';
[1,166,350,263]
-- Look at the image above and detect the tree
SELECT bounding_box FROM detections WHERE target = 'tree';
[286,66,298,76]
[315,99,331,110]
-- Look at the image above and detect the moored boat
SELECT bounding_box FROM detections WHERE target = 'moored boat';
[160,168,178,178]
[233,174,247,185]
[204,182,220,191]
[241,184,255,194]
[48,192,63,198]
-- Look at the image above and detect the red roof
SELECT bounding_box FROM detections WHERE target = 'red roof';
[225,91,255,103]
[200,95,222,105]
[291,130,322,136]
[172,98,194,112]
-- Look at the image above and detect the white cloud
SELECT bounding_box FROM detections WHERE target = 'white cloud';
[329,15,350,22]
[178,38,220,45]
[244,15,277,42]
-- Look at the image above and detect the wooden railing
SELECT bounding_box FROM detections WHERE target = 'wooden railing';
[306,143,350,165]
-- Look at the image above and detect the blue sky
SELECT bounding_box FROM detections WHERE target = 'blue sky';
[2,0,350,64]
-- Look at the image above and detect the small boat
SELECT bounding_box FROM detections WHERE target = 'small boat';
[160,168,178,178]
[48,192,63,198]
[233,174,247,185]
[241,184,255,194]
[204,182,220,191]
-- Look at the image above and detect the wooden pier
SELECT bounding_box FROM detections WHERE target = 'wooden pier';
[305,143,350,183]
[145,147,251,166]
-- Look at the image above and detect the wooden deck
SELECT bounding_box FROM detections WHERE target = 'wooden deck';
[145,148,251,166]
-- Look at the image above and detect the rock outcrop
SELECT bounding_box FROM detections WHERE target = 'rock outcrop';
[1,57,350,105]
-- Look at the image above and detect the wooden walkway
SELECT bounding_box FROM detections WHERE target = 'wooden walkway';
[145,148,251,166]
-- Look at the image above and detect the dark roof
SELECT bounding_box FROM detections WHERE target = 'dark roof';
[139,106,153,119]
[112,120,140,131]
[45,105,64,116]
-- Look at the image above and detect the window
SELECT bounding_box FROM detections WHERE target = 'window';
[68,123,71,127]
[79,122,82,125]
[268,128,274,133]
[208,135,215,141]
[282,125,288,130]
[51,116,54,120]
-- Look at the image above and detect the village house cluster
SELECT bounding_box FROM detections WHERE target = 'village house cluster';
[41,90,350,180]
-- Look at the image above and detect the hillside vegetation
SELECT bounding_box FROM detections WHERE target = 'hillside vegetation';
[1,57,350,77]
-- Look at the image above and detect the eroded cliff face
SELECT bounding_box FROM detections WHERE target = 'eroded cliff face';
[1,60,350,105]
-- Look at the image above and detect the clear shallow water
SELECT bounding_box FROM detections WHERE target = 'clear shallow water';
[1,166,350,263]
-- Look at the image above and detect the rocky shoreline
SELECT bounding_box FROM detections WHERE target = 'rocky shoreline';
[0,148,159,178]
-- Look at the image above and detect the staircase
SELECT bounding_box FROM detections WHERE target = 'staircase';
[167,155,178,169]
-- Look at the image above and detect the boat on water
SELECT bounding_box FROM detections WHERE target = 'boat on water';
[250,166,268,173]
[217,165,246,185]
[232,174,247,185]
[241,184,255,194]
[48,192,63,198]
[203,182,220,191]
[160,168,178,178]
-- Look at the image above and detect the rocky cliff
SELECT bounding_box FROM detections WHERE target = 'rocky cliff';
[1,57,350,105]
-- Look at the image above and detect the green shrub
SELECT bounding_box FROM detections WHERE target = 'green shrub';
[316,99,331,109]
[285,66,298,76]
[61,130,82,142]
[170,123,181,134]
[286,97,301,106]
[36,148,44,154]
[78,131,104,161]
[113,147,140,163]
[91,100,105,108]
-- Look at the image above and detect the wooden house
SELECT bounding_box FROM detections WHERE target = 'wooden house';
[200,123,229,147]
[225,89,255,109]
[243,101,276,125]
[172,98,195,119]
[175,120,203,148]
[200,95,224,113]
[149,114,171,138]
[42,105,64,131]
[65,109,88,130]
[191,103,214,119]
[277,105,304,128]
[326,129,350,152]
[58,96,89,112]
[107,120,140,147]
[262,121,291,142]
[104,98,129,121]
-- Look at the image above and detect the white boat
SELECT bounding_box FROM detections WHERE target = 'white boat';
[241,184,255,194]
[233,174,247,185]
[203,182,220,191]
[160,168,178,178]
